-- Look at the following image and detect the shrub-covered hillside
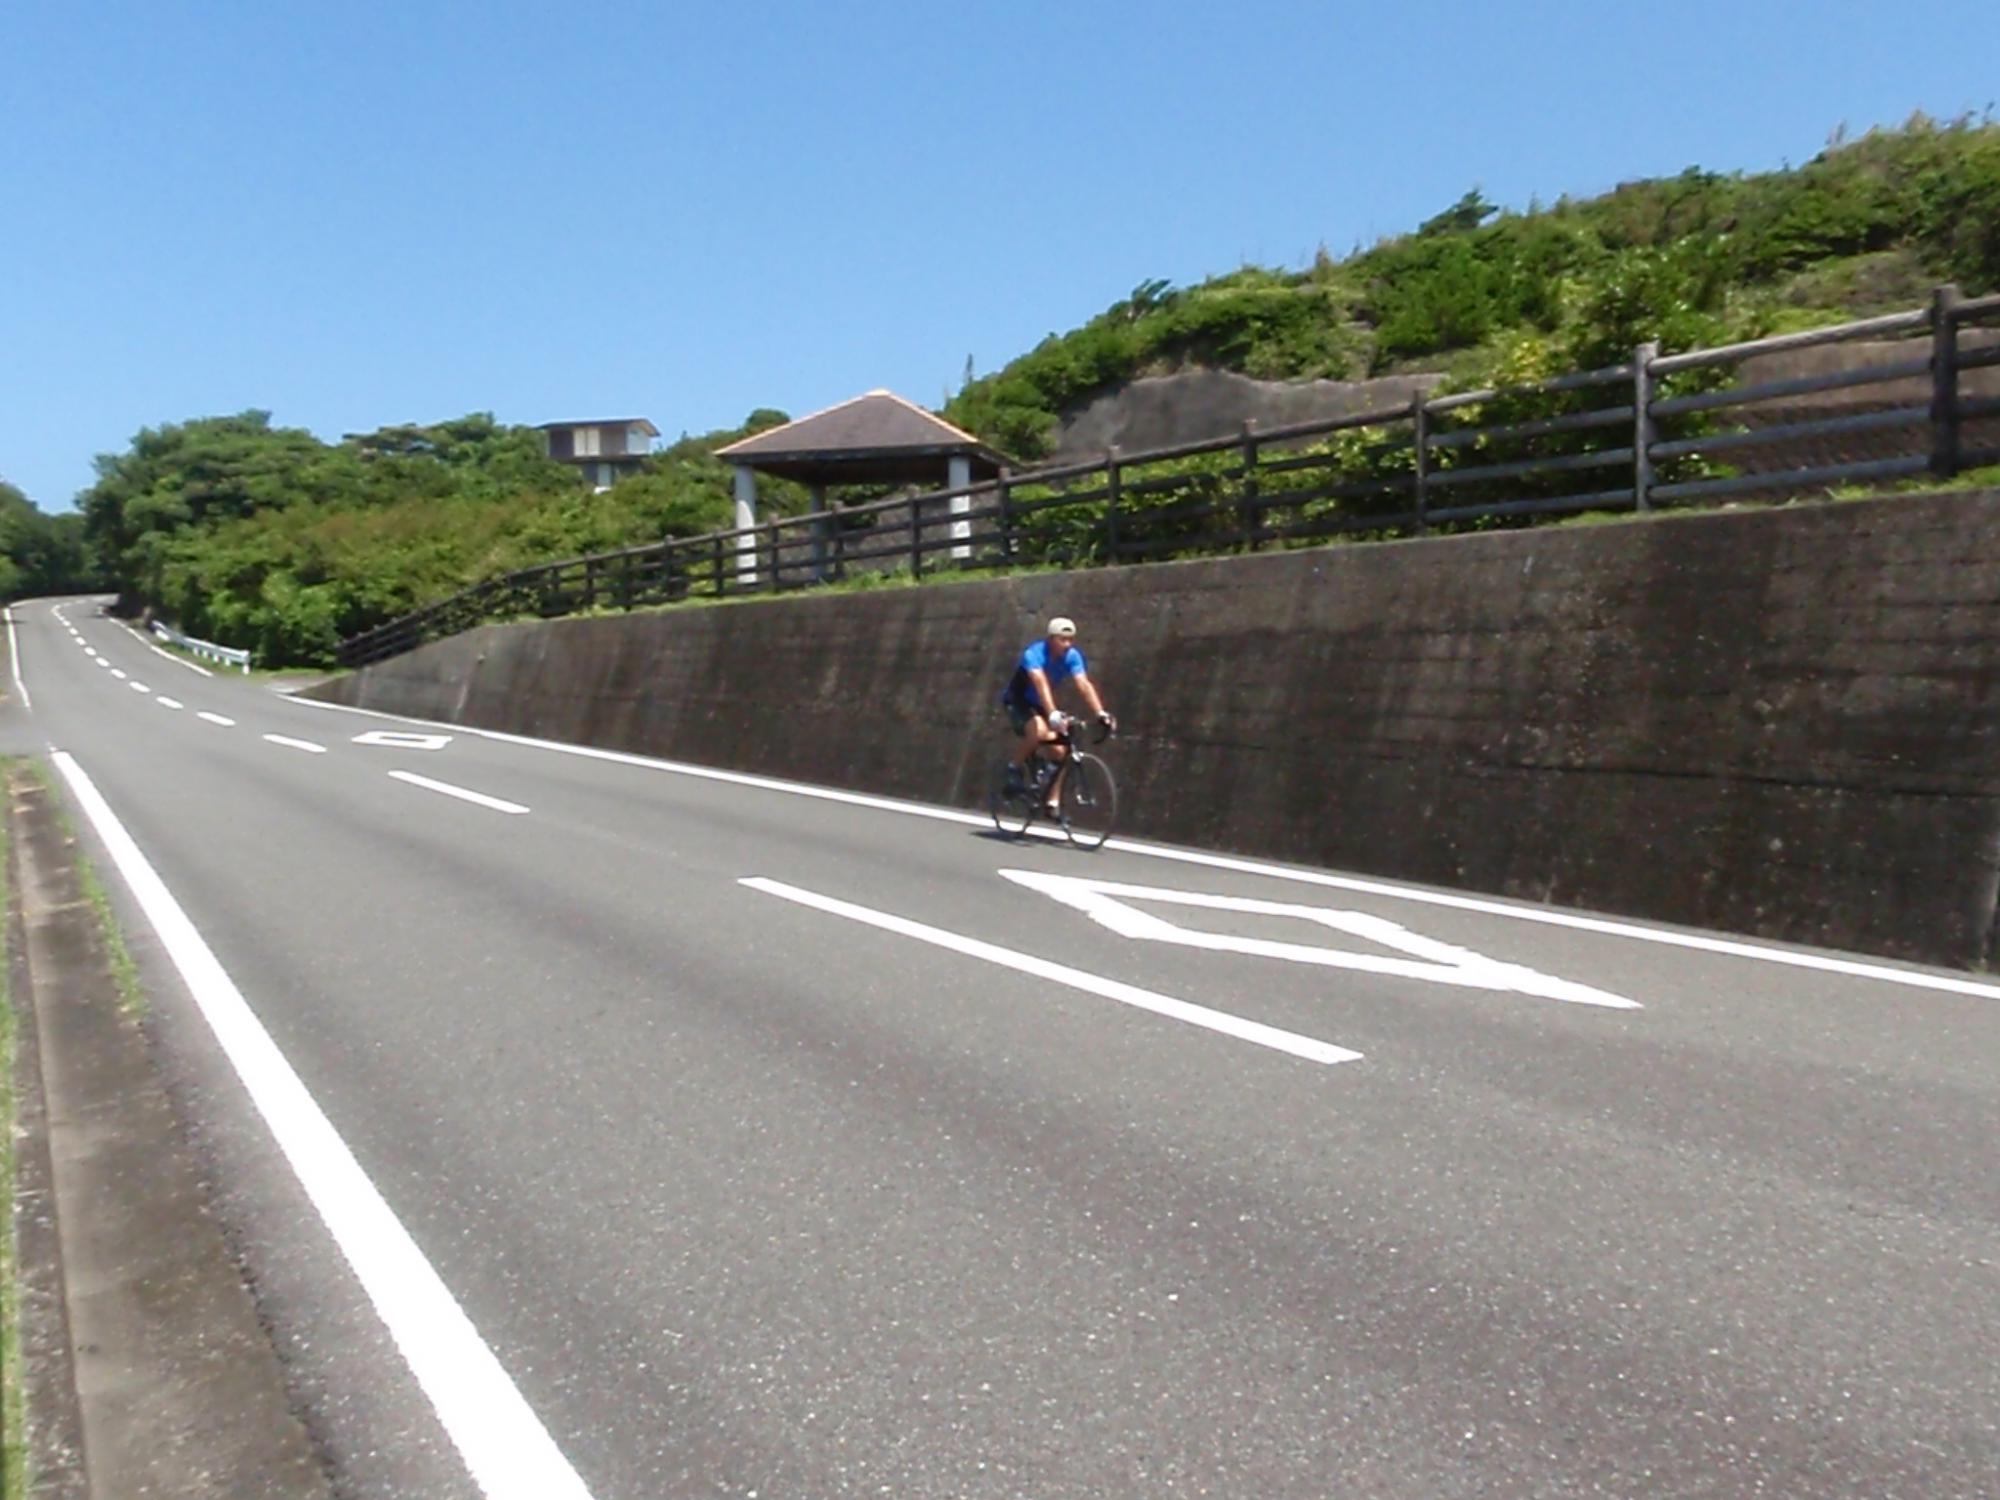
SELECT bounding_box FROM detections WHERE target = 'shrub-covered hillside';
[946,114,2000,458]
[78,410,802,665]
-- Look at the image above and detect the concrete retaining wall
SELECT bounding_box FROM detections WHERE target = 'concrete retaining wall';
[312,489,2000,969]
[1051,335,2000,475]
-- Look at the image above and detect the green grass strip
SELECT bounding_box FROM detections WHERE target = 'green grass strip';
[23,760,144,1017]
[75,858,143,1016]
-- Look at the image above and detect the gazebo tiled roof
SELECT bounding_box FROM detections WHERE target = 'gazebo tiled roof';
[715,389,1006,484]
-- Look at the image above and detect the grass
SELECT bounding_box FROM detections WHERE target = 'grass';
[1822,462,2000,501]
[0,788,24,1497]
[24,761,143,1015]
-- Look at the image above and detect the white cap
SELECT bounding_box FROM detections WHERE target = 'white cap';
[1047,615,1077,637]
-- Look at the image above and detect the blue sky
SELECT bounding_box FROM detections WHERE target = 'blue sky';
[3,0,1995,509]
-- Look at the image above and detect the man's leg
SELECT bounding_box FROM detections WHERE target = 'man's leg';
[1044,739,1069,811]
[1015,712,1049,768]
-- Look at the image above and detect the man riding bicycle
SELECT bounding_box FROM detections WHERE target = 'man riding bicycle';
[1002,616,1115,813]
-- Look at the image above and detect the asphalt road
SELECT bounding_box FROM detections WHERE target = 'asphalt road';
[4,597,1997,1499]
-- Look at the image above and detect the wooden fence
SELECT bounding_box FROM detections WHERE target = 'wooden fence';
[337,286,2000,668]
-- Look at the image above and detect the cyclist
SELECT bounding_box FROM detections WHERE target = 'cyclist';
[1002,615,1115,812]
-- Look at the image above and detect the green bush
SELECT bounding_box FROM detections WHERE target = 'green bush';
[946,118,2000,456]
[83,411,801,666]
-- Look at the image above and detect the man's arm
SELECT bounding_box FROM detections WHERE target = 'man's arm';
[1026,667,1057,718]
[1072,671,1107,718]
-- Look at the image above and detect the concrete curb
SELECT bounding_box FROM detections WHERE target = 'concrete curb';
[7,782,87,1496]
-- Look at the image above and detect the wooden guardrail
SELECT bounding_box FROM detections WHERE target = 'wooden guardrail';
[337,286,2000,669]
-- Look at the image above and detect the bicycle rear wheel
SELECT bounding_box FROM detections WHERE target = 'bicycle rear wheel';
[989,759,1035,837]
[1059,753,1117,849]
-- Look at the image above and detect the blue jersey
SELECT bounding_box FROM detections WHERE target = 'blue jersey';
[1003,639,1086,711]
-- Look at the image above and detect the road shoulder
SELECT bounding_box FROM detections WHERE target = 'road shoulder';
[6,765,333,1497]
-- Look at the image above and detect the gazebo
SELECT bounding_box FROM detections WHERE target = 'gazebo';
[714,390,1007,581]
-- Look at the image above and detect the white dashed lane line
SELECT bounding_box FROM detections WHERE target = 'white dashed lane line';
[157,697,183,710]
[387,771,529,816]
[197,712,236,727]
[110,668,127,680]
[129,681,151,693]
[262,734,326,754]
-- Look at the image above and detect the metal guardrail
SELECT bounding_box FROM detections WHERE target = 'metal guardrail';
[336,284,2000,669]
[152,619,252,672]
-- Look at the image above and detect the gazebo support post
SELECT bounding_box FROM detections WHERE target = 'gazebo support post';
[810,483,829,583]
[948,455,972,562]
[732,464,759,586]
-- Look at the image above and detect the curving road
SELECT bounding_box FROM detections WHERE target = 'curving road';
[4,596,1996,1498]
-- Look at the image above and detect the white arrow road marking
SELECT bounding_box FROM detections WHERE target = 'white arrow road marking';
[998,870,1641,1010]
[352,730,453,750]
[742,877,1363,1066]
[290,697,2000,1004]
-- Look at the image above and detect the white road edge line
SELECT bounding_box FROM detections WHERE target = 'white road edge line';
[197,712,235,727]
[742,876,1362,1066]
[151,640,215,675]
[48,752,596,1500]
[5,607,29,710]
[387,770,528,815]
[287,695,2000,1002]
[157,697,183,710]
[262,734,326,754]
[120,619,215,675]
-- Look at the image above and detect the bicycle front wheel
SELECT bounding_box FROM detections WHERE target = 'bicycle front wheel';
[1059,753,1118,849]
[989,760,1036,838]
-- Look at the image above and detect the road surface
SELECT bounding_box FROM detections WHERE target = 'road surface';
[4,597,1996,1498]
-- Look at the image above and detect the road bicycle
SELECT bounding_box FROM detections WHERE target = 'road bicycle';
[988,715,1118,850]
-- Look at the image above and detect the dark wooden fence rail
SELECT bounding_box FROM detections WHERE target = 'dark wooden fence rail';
[337,287,2000,668]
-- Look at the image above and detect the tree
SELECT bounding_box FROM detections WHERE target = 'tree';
[1419,189,1498,237]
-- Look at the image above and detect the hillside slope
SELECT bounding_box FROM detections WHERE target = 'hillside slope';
[945,115,2000,459]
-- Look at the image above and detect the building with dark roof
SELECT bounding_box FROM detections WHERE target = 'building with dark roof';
[538,418,660,491]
